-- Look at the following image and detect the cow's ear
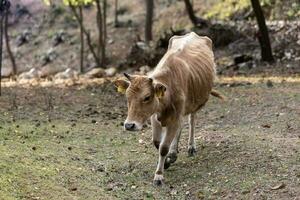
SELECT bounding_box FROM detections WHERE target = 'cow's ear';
[154,82,166,99]
[113,79,129,94]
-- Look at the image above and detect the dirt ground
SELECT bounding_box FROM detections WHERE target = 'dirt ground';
[0,78,299,200]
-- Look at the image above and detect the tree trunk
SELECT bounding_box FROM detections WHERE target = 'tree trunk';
[101,0,106,67]
[145,0,154,44]
[96,0,103,67]
[4,9,16,77]
[79,6,84,73]
[183,0,207,27]
[69,3,100,67]
[250,0,274,62]
[114,0,119,27]
[0,8,3,96]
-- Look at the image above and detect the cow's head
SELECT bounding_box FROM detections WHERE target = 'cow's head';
[114,73,166,131]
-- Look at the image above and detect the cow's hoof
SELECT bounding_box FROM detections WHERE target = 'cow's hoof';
[164,152,177,169]
[168,152,178,163]
[164,158,171,169]
[153,174,164,186]
[153,179,163,186]
[188,146,196,157]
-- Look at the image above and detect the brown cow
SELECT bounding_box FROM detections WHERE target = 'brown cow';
[114,32,224,186]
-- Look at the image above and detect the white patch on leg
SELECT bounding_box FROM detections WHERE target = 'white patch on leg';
[154,174,164,181]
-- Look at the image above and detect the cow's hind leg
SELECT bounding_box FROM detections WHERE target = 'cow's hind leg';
[188,113,196,156]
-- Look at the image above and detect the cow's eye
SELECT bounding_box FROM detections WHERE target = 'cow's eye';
[143,96,151,102]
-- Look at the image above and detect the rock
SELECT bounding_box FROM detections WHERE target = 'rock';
[47,49,58,61]
[238,61,253,70]
[18,68,41,79]
[156,29,186,49]
[16,30,32,46]
[234,54,253,65]
[105,67,117,77]
[15,4,31,19]
[84,68,105,78]
[1,67,13,78]
[170,189,177,195]
[284,51,292,60]
[41,49,58,66]
[138,65,151,75]
[52,30,67,46]
[194,23,242,47]
[136,42,149,51]
[39,65,62,78]
[266,80,273,88]
[54,68,78,79]
[108,39,114,44]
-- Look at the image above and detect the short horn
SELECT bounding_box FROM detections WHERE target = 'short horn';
[124,73,131,81]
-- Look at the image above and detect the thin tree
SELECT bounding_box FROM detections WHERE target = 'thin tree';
[68,1,100,67]
[78,5,84,73]
[145,0,154,44]
[114,0,119,27]
[95,0,107,67]
[250,0,274,62]
[0,2,3,96]
[4,2,17,78]
[95,0,103,65]
[183,0,207,27]
[102,0,106,66]
[0,0,10,95]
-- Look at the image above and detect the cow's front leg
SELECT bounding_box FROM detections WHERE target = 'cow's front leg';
[151,114,162,150]
[164,125,183,169]
[153,121,179,186]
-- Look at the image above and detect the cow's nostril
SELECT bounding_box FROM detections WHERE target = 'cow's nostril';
[125,123,135,130]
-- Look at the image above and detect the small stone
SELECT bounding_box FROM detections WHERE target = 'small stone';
[266,80,273,88]
[242,190,250,194]
[284,52,292,59]
[108,39,114,44]
[84,68,105,78]
[54,68,78,80]
[131,185,137,189]
[138,139,145,144]
[105,67,117,77]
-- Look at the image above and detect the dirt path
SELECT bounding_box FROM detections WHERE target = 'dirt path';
[0,80,299,199]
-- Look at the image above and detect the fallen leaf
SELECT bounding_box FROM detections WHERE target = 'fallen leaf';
[262,124,271,128]
[270,183,285,190]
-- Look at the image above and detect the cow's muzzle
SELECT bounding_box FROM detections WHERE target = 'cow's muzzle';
[124,122,136,131]
[124,121,142,131]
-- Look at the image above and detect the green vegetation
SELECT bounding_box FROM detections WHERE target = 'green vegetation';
[204,0,300,20]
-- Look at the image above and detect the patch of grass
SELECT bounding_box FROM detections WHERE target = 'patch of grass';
[0,82,299,199]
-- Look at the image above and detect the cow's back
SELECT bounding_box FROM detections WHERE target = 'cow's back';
[152,32,216,115]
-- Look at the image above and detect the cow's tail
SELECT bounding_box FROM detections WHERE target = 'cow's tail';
[211,89,226,101]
